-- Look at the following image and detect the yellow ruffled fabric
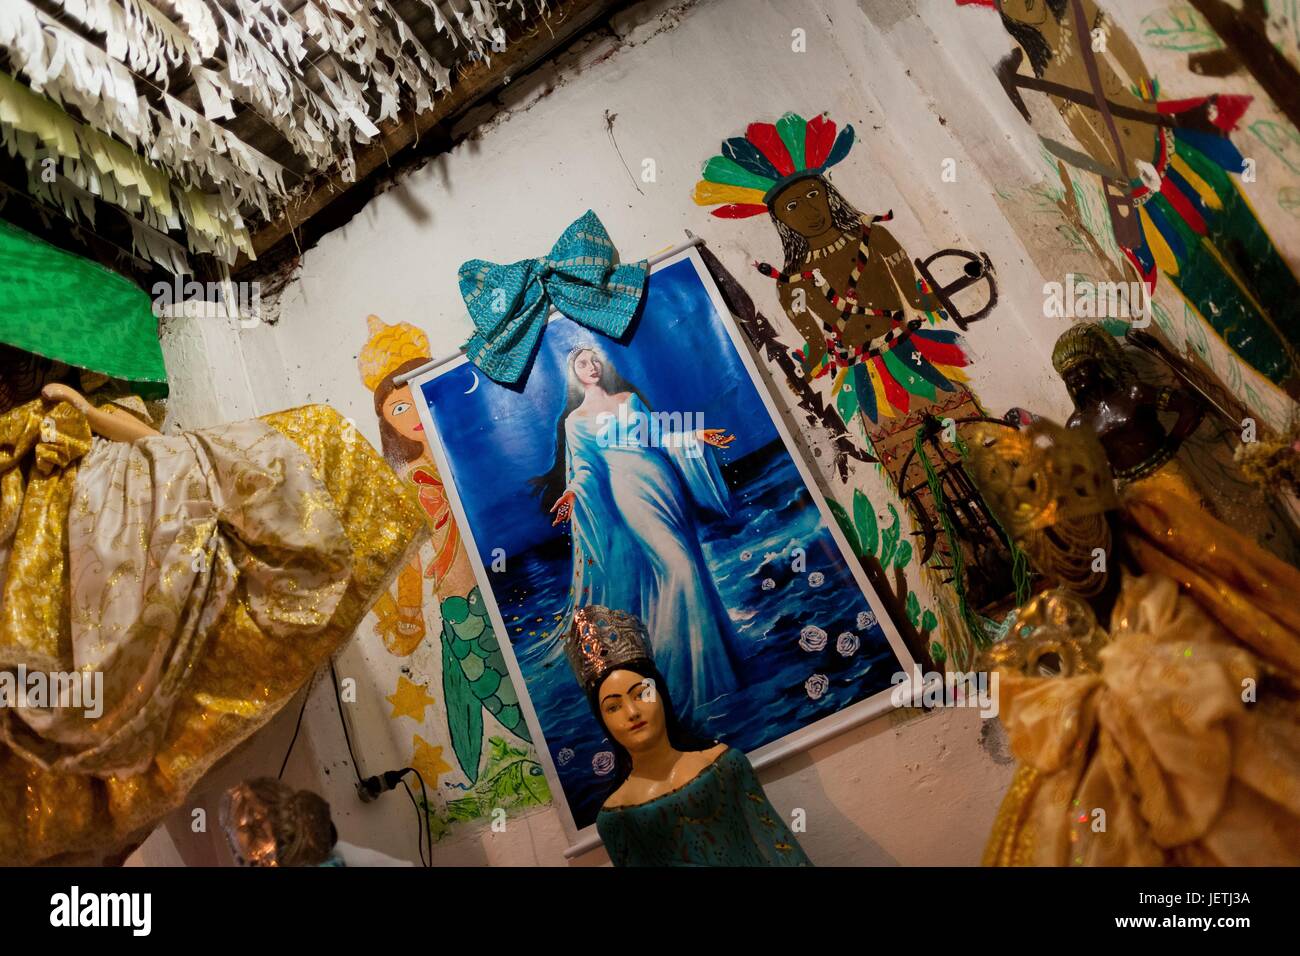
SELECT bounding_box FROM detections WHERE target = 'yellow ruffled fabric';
[0,401,426,864]
[984,481,1300,866]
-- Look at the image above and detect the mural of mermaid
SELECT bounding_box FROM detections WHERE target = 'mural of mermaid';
[358,316,536,787]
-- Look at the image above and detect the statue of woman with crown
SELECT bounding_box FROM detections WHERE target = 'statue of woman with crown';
[564,606,812,866]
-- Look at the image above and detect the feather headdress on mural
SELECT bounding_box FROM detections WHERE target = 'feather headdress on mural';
[692,110,973,424]
[692,111,856,218]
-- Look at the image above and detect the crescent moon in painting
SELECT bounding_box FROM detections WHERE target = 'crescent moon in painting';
[464,369,480,395]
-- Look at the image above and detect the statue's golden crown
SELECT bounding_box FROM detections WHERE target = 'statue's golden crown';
[566,606,653,694]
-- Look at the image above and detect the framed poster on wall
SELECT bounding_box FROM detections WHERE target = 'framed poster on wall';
[410,247,915,846]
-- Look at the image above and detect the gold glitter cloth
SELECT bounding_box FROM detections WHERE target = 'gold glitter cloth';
[0,400,426,864]
[966,419,1118,597]
[983,480,1300,866]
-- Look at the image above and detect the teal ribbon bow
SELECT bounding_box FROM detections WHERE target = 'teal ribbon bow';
[459,211,648,385]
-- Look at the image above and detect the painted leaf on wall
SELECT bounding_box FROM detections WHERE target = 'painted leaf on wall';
[1279,186,1300,218]
[893,538,913,570]
[880,504,902,568]
[827,498,862,557]
[1139,7,1223,52]
[852,489,879,557]
[921,609,938,633]
[906,589,921,627]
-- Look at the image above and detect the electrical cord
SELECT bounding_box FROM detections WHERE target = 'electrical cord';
[400,780,430,867]
[329,661,364,784]
[277,681,313,780]
[328,660,434,865]
[407,767,434,867]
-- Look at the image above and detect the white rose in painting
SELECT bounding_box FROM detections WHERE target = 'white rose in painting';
[592,751,615,776]
[807,571,825,588]
[836,632,860,656]
[804,673,829,700]
[799,625,828,652]
[556,747,575,766]
[761,578,776,591]
[857,610,877,630]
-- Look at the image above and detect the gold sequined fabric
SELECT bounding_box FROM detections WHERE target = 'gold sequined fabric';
[1122,457,1214,514]
[0,401,426,864]
[983,481,1300,866]
[0,399,92,672]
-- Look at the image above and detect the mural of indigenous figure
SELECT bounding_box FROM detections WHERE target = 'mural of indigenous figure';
[693,111,1015,660]
[358,316,539,792]
[533,344,745,717]
[963,0,1300,396]
[693,112,972,414]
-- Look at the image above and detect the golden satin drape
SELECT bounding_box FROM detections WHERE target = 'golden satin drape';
[984,482,1300,866]
[0,400,426,865]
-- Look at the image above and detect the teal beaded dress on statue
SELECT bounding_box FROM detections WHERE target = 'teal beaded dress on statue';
[595,747,812,866]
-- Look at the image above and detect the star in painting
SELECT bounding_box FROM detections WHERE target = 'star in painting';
[387,675,437,722]
[410,735,453,789]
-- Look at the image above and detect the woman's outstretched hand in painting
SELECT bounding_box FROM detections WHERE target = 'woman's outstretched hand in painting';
[698,428,736,449]
[550,488,577,526]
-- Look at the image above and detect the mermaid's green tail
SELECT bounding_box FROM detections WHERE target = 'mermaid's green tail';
[440,587,531,784]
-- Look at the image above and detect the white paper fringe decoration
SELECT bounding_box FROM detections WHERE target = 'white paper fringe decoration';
[0,0,545,264]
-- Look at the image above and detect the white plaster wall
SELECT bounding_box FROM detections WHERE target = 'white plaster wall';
[142,0,1156,865]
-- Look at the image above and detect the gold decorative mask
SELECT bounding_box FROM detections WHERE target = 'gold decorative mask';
[981,588,1106,677]
[966,419,1118,596]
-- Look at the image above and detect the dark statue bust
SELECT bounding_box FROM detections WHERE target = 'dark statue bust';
[1052,323,1202,482]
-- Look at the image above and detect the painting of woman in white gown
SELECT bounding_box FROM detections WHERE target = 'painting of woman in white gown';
[535,344,747,718]
[414,250,910,831]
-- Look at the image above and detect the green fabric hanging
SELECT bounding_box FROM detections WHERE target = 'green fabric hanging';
[0,219,167,397]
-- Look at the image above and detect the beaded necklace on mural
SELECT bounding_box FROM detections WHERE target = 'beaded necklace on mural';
[755,212,918,376]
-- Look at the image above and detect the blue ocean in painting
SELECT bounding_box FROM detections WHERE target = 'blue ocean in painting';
[498,441,896,828]
[420,255,902,830]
